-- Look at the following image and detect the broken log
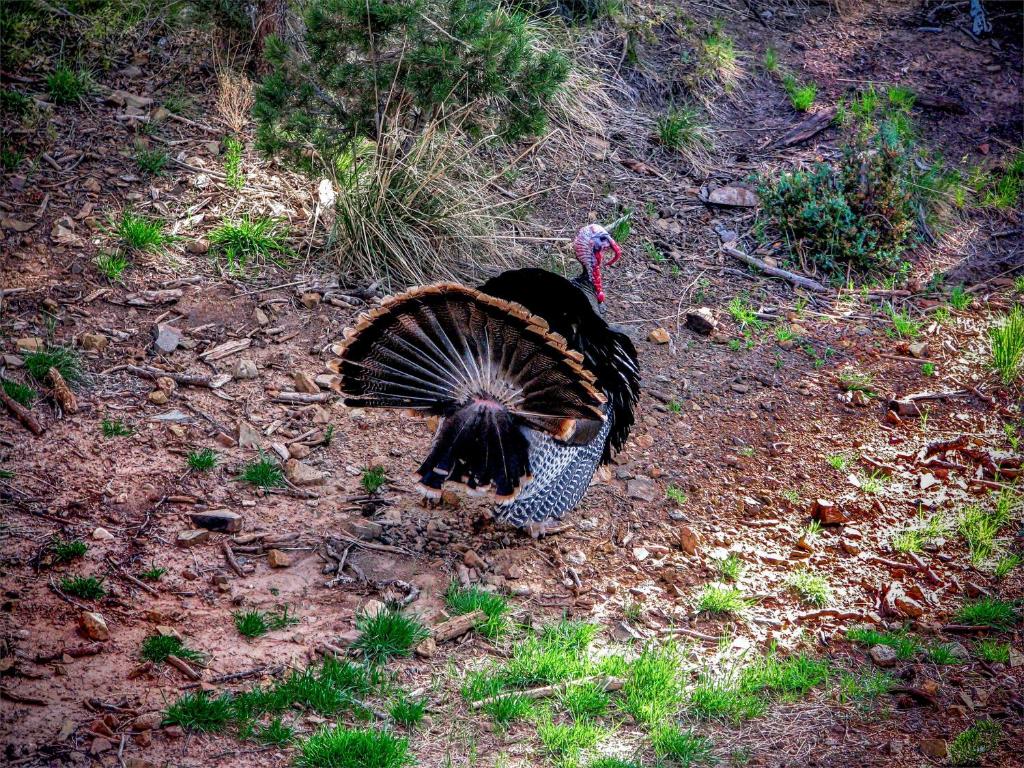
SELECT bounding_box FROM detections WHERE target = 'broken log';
[773,106,838,148]
[0,387,43,435]
[431,610,485,643]
[721,244,828,293]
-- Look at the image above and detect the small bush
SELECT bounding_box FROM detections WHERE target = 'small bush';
[51,538,87,563]
[352,607,428,662]
[112,211,172,253]
[949,719,1001,766]
[990,305,1024,384]
[240,453,286,488]
[186,448,218,471]
[209,216,291,274]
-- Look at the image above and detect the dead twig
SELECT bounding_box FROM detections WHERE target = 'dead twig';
[721,244,828,293]
[0,387,44,435]
[471,676,624,710]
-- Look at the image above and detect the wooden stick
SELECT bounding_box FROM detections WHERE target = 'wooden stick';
[0,387,43,434]
[271,392,333,404]
[471,676,624,710]
[431,610,485,643]
[662,626,721,642]
[104,557,159,597]
[222,542,246,577]
[120,365,218,388]
[166,654,201,681]
[721,245,828,293]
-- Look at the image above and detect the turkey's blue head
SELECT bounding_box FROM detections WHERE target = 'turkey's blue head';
[573,224,623,307]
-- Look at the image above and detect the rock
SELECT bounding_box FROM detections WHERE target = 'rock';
[361,599,386,618]
[707,185,759,207]
[882,582,925,619]
[92,527,115,541]
[148,390,168,405]
[841,538,862,555]
[238,421,261,450]
[254,307,269,325]
[2,354,23,368]
[152,323,182,354]
[685,308,718,336]
[677,525,699,555]
[869,645,897,667]
[908,342,928,359]
[346,520,383,540]
[626,477,657,502]
[289,443,311,460]
[186,238,209,255]
[108,89,153,109]
[267,549,291,568]
[463,550,485,569]
[315,374,342,392]
[919,739,947,759]
[946,641,970,661]
[232,358,258,380]
[299,292,321,309]
[293,371,319,394]
[15,337,44,353]
[633,547,650,562]
[176,529,210,548]
[129,712,162,732]
[285,458,326,486]
[811,499,849,525]
[415,636,437,658]
[189,509,242,533]
[648,327,671,344]
[80,612,110,641]
[919,473,939,490]
[79,332,108,352]
[90,737,113,755]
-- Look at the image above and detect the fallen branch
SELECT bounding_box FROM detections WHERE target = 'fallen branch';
[471,676,624,710]
[47,367,77,414]
[222,542,246,577]
[35,642,104,663]
[0,687,46,706]
[795,609,869,623]
[772,106,838,148]
[104,557,159,597]
[166,654,201,681]
[120,365,222,389]
[721,245,828,293]
[866,555,921,572]
[431,610,485,643]
[271,392,334,404]
[0,387,43,435]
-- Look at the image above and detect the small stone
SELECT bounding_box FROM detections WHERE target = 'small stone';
[254,307,269,326]
[361,599,386,618]
[82,177,102,193]
[346,520,383,540]
[15,337,44,353]
[176,529,210,548]
[908,342,928,359]
[188,509,242,533]
[79,332,108,352]
[869,645,897,667]
[920,473,939,490]
[463,550,485,569]
[415,636,437,658]
[633,547,650,562]
[299,292,321,309]
[883,582,924,619]
[186,238,209,255]
[148,390,168,405]
[285,458,326,486]
[648,327,671,344]
[232,358,258,380]
[152,323,182,354]
[626,477,657,502]
[238,421,261,450]
[90,737,113,755]
[685,308,718,336]
[919,739,947,759]
[677,525,699,555]
[841,539,862,555]
[80,611,110,641]
[92,526,115,541]
[129,712,162,732]
[293,371,319,394]
[707,185,759,207]
[289,443,311,460]
[811,498,849,525]
[267,549,291,568]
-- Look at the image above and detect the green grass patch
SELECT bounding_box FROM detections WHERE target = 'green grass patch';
[186,448,218,471]
[24,347,83,386]
[846,627,920,660]
[135,143,168,175]
[955,598,1018,630]
[234,606,299,638]
[925,643,964,665]
[444,583,510,639]
[782,74,816,112]
[949,284,972,310]
[826,453,850,471]
[537,715,605,765]
[138,566,166,582]
[295,726,412,768]
[739,652,830,700]
[240,452,285,488]
[504,620,598,687]
[994,553,1021,579]
[560,681,611,721]
[94,251,130,282]
[958,502,1010,565]
[59,575,105,600]
[974,639,1010,664]
[224,136,245,190]
[787,569,832,607]
[621,642,684,727]
[666,485,687,505]
[112,210,173,253]
[209,216,291,275]
[389,696,425,728]
[163,691,234,733]
[715,553,743,583]
[141,633,204,664]
[697,585,751,615]
[51,538,87,564]
[47,64,90,104]
[101,418,133,438]
[726,297,763,330]
[949,719,1001,766]
[891,510,949,554]
[1,377,37,407]
[762,47,778,72]
[836,668,896,704]
[688,674,767,723]
[257,717,294,746]
[990,305,1024,384]
[482,690,534,729]
[360,465,388,494]
[655,105,713,168]
[651,724,714,766]
[838,368,875,397]
[352,607,428,662]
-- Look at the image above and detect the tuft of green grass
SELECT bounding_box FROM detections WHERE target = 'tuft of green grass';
[94,251,130,282]
[994,553,1021,579]
[885,304,921,339]
[787,569,831,607]
[59,575,105,600]
[739,652,830,701]
[224,136,245,190]
[925,643,963,665]
[697,585,751,615]
[891,510,949,554]
[955,598,1018,630]
[826,453,849,471]
[698,28,741,87]
[587,759,641,768]
[162,691,233,733]
[257,717,294,746]
[352,607,428,662]
[444,583,510,639]
[949,284,972,311]
[762,47,778,73]
[209,216,291,275]
[138,566,166,582]
[47,65,90,104]
[537,716,604,765]
[112,210,172,253]
[360,465,388,494]
[974,639,1010,664]
[240,453,286,488]
[622,642,684,727]
[389,696,425,728]
[560,681,611,721]
[101,418,133,438]
[655,105,713,167]
[24,347,83,386]
[838,368,875,396]
[1,377,37,407]
[295,726,412,768]
[651,725,714,766]
[846,627,920,660]
[982,149,1024,209]
[51,538,87,564]
[135,143,168,175]
[921,361,936,377]
[666,485,687,505]
[948,719,1001,766]
[716,553,743,583]
[774,324,795,343]
[482,690,533,729]
[504,620,598,687]
[989,305,1024,384]
[689,674,766,723]
[141,633,204,664]
[958,503,1009,565]
[1015,275,1024,294]
[836,668,896,704]
[859,470,887,495]
[726,297,763,330]
[186,448,218,471]
[782,74,816,112]
[234,609,270,639]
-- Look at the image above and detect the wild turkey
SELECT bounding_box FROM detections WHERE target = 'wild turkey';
[338,224,640,533]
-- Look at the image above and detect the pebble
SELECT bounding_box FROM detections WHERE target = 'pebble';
[238,421,261,450]
[648,328,671,344]
[148,390,168,405]
[152,323,182,354]
[869,645,897,667]
[79,332,108,352]
[267,549,291,568]
[677,525,699,555]
[92,527,115,541]
[79,611,109,641]
[626,477,657,502]
[186,239,209,255]
[175,529,209,548]
[299,292,321,309]
[463,550,485,569]
[232,358,258,380]
[188,509,242,533]
[293,371,319,394]
[285,458,326,485]
[919,739,947,759]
